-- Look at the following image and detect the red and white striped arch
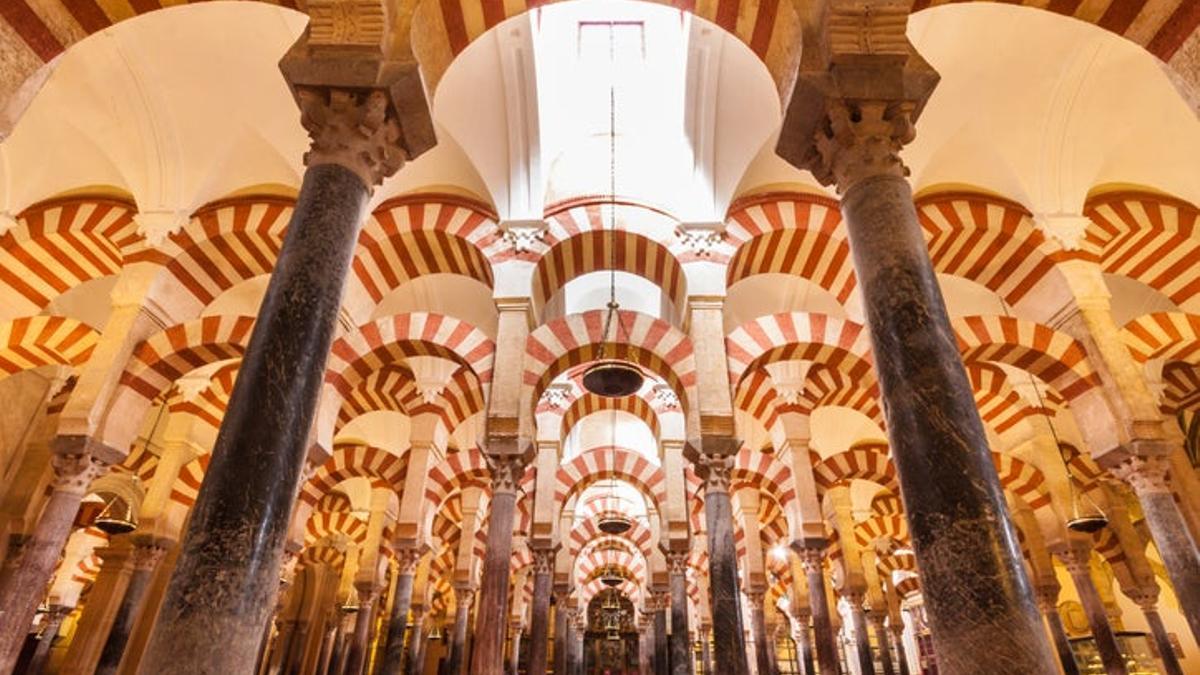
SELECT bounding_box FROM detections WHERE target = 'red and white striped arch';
[350,196,499,313]
[0,315,97,374]
[559,390,662,443]
[992,453,1052,511]
[726,230,855,304]
[1121,312,1200,365]
[170,453,210,508]
[812,442,898,496]
[530,229,688,320]
[524,309,697,413]
[1085,191,1200,306]
[725,193,843,245]
[305,510,369,547]
[953,315,1100,401]
[166,362,240,430]
[567,511,655,560]
[555,446,667,507]
[854,513,909,549]
[965,363,1042,435]
[423,448,493,513]
[300,546,347,570]
[336,364,423,427]
[1162,363,1200,414]
[735,370,782,433]
[119,315,255,402]
[299,443,410,506]
[2,197,138,315]
[725,312,874,387]
[792,364,882,425]
[916,192,1070,306]
[731,451,796,516]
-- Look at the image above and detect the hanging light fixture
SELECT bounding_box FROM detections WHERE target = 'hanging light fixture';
[582,24,643,400]
[597,404,632,536]
[1059,444,1109,533]
[600,565,623,587]
[94,496,137,535]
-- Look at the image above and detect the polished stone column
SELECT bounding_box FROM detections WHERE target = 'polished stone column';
[563,611,580,675]
[1127,587,1183,675]
[94,541,167,674]
[746,591,774,675]
[698,452,750,675]
[699,623,713,675]
[318,623,338,675]
[345,586,380,675]
[447,585,475,675]
[0,452,105,672]
[652,593,669,675]
[1035,586,1079,675]
[573,616,586,675]
[26,604,69,675]
[890,625,909,675]
[793,616,814,675]
[870,615,894,675]
[554,594,569,675]
[845,593,874,675]
[638,615,653,675]
[825,100,1055,673]
[508,620,522,675]
[1112,456,1200,643]
[404,608,427,675]
[1057,545,1126,675]
[527,548,554,675]
[470,454,526,675]
[793,545,839,674]
[665,550,694,675]
[138,88,407,674]
[380,547,422,675]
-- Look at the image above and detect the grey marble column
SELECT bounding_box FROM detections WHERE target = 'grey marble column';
[653,598,669,675]
[1127,590,1183,675]
[666,551,694,675]
[470,455,525,675]
[345,587,380,675]
[404,608,426,675]
[1035,586,1080,675]
[838,165,1056,673]
[527,549,554,675]
[747,591,774,675]
[1112,456,1200,644]
[0,453,105,672]
[845,594,875,675]
[563,613,579,675]
[870,615,894,675]
[26,604,69,675]
[137,88,409,674]
[380,548,422,675]
[508,620,522,675]
[94,541,168,674]
[699,453,750,675]
[573,618,586,675]
[890,626,909,675]
[447,585,475,675]
[318,623,338,675]
[1057,546,1126,675]
[793,545,839,675]
[793,618,814,675]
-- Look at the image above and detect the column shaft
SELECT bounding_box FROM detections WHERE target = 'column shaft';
[380,567,416,675]
[699,625,712,675]
[345,590,378,675]
[404,613,426,675]
[527,564,552,675]
[749,600,773,675]
[654,607,669,675]
[447,588,473,675]
[94,544,164,675]
[701,455,749,675]
[139,162,371,672]
[1137,606,1181,675]
[554,601,567,675]
[795,623,814,675]
[891,628,910,675]
[668,564,693,675]
[26,606,68,675]
[1062,554,1126,675]
[841,174,1055,673]
[1042,607,1080,675]
[848,603,874,675]
[469,457,521,675]
[872,618,894,675]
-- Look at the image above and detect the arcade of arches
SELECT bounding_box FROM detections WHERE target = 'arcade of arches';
[0,1,1197,674]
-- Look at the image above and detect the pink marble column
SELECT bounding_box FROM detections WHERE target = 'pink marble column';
[345,586,380,675]
[527,547,554,675]
[0,452,105,673]
[793,544,839,675]
[469,454,525,675]
[447,584,475,675]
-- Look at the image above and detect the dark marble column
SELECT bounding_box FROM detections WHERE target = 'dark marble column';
[793,616,814,675]
[404,608,426,675]
[527,548,554,675]
[318,623,339,675]
[26,604,69,675]
[563,613,579,675]
[1057,546,1126,675]
[638,616,653,675]
[870,615,894,675]
[573,617,586,675]
[137,88,409,673]
[890,625,909,675]
[554,594,569,675]
[665,551,694,675]
[0,453,105,672]
[653,595,669,675]
[845,594,874,675]
[94,541,168,675]
[1127,589,1183,675]
[1112,456,1200,644]
[380,548,422,675]
[470,455,525,675]
[345,586,380,675]
[1035,586,1080,675]
[698,453,750,675]
[830,113,1056,672]
[746,591,774,675]
[793,545,839,675]
[447,585,475,675]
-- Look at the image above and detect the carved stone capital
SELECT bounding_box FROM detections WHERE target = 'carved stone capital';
[132,543,168,572]
[1125,585,1160,612]
[394,544,424,574]
[50,454,106,495]
[664,549,689,576]
[1110,455,1171,496]
[794,544,826,574]
[697,453,734,495]
[531,547,556,576]
[297,87,406,189]
[485,453,527,497]
[814,100,915,194]
[453,584,477,608]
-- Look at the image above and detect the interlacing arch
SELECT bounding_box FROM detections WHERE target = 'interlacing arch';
[0,316,97,374]
[1,197,138,314]
[298,443,410,507]
[953,315,1101,401]
[1085,191,1200,306]
[131,197,292,315]
[915,192,1072,307]
[725,312,874,387]
[554,446,666,506]
[523,309,697,415]
[349,195,500,314]
[725,194,855,304]
[811,442,898,497]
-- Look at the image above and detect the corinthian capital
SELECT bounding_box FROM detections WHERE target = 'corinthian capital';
[485,453,527,496]
[1110,454,1171,496]
[50,454,107,495]
[814,100,915,193]
[298,88,406,188]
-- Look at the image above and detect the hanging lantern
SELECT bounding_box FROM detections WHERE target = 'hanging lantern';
[1067,513,1109,533]
[600,565,623,587]
[597,513,632,535]
[428,623,444,640]
[94,496,137,535]
[582,360,644,398]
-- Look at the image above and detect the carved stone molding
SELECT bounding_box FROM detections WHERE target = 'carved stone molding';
[531,547,556,576]
[1110,455,1172,496]
[395,545,424,574]
[664,550,689,576]
[50,454,106,495]
[795,545,826,575]
[297,87,406,189]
